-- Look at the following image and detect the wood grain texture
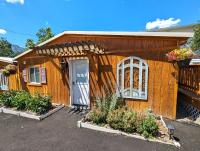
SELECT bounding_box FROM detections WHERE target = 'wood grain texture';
[179,65,200,95]
[8,34,187,119]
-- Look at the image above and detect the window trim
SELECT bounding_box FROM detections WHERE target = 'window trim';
[116,56,148,100]
[29,66,41,84]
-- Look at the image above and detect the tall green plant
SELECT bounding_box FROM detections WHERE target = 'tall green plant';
[188,23,200,51]
[0,38,14,57]
[96,93,122,114]
[87,93,122,125]
[36,27,54,44]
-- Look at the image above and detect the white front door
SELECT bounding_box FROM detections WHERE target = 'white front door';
[71,59,89,106]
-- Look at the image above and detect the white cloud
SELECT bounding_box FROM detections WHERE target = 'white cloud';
[6,0,24,5]
[146,18,181,30]
[0,29,7,35]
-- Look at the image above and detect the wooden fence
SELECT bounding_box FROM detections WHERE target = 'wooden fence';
[179,65,200,95]
[179,65,200,112]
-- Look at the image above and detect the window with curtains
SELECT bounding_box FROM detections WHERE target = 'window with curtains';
[117,56,148,100]
[29,66,41,83]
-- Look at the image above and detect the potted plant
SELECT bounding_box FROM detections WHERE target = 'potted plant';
[5,64,17,74]
[166,48,194,68]
[0,69,10,77]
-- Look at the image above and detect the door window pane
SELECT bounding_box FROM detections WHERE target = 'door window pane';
[75,62,87,83]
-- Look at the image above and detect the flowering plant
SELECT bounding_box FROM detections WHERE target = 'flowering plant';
[166,48,194,61]
[5,64,17,74]
[0,69,10,76]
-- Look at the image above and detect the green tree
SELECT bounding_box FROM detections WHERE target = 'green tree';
[0,38,15,57]
[25,39,35,50]
[36,27,54,44]
[190,24,200,51]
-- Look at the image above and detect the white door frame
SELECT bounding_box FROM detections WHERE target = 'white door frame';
[69,57,90,108]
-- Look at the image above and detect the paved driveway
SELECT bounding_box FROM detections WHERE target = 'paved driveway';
[0,108,199,151]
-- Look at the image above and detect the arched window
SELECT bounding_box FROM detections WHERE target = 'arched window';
[117,56,148,100]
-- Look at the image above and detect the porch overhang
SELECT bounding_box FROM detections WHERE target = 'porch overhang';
[34,41,105,57]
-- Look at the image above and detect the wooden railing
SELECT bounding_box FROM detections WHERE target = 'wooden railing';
[179,65,200,95]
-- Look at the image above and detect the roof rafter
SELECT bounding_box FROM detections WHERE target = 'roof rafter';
[35,41,105,57]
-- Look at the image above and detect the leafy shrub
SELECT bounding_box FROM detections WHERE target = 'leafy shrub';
[0,90,18,107]
[27,93,52,115]
[87,93,122,125]
[12,91,31,110]
[96,93,122,115]
[0,90,52,114]
[137,115,159,138]
[107,107,137,133]
[106,108,125,130]
[122,109,137,133]
[86,108,107,124]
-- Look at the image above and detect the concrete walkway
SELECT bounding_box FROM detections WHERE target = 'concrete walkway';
[0,108,199,151]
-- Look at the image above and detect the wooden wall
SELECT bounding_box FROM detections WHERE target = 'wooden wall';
[9,34,187,119]
[88,54,178,119]
[9,53,70,105]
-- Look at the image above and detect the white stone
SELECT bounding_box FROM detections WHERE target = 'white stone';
[2,108,20,116]
[0,104,64,121]
[78,121,176,146]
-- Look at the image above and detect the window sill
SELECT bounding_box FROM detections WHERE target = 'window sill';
[28,83,42,87]
[117,93,147,100]
[121,96,147,100]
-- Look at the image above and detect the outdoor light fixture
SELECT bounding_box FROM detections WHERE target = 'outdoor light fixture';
[166,124,175,139]
[60,58,66,72]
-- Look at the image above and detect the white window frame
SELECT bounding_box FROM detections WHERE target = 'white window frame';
[117,56,148,100]
[29,66,41,84]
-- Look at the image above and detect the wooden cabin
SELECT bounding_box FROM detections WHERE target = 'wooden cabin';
[9,31,193,119]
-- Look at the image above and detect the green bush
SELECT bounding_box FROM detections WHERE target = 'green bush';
[27,93,52,115]
[107,107,137,133]
[137,115,159,138]
[12,91,31,110]
[0,90,52,115]
[86,108,107,124]
[87,93,122,125]
[106,108,125,130]
[0,90,18,107]
[96,93,122,115]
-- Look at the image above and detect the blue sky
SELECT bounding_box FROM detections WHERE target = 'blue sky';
[0,0,199,47]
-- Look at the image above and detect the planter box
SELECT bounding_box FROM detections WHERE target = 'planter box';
[177,59,191,68]
[1,104,64,120]
[78,120,179,147]
[2,108,20,116]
